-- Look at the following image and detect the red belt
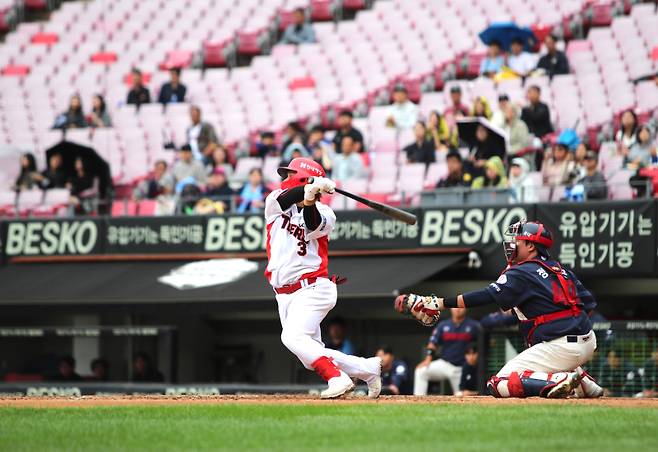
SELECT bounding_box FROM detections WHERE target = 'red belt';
[274,277,318,295]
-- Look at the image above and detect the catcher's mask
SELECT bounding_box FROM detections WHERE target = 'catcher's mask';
[503,220,554,263]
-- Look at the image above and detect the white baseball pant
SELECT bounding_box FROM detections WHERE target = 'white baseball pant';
[276,277,377,380]
[413,359,462,395]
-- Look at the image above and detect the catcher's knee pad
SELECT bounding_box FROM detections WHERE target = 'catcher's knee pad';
[486,375,521,398]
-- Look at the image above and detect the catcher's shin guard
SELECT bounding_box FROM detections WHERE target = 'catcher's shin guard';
[488,371,577,398]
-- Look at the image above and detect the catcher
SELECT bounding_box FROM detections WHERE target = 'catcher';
[395,220,604,398]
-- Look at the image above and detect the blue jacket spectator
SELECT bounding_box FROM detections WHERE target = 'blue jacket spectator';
[479,41,504,77]
[326,317,356,355]
[377,346,412,395]
[281,8,316,45]
[237,168,266,213]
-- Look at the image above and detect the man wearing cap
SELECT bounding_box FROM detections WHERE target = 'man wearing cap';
[386,85,418,130]
[436,150,472,188]
[444,85,470,130]
[171,144,207,186]
[577,150,608,200]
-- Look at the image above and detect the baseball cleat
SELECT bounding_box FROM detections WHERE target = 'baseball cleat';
[365,357,383,399]
[547,371,582,399]
[321,371,355,399]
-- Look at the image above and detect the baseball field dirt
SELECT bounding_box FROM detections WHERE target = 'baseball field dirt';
[1,395,657,452]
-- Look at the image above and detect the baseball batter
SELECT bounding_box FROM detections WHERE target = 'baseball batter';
[395,220,604,398]
[265,157,382,399]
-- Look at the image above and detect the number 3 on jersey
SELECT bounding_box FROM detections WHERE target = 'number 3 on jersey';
[297,240,307,256]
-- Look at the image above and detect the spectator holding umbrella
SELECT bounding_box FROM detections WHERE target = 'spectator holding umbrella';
[35,152,67,189]
[458,118,507,176]
[479,40,504,78]
[521,85,553,139]
[536,34,570,78]
[507,37,536,78]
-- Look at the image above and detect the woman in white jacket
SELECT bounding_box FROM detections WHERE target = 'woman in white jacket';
[508,158,538,203]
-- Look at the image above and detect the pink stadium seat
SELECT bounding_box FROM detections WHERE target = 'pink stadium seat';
[310,0,336,21]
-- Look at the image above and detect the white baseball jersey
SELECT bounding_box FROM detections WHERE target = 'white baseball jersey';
[264,189,336,288]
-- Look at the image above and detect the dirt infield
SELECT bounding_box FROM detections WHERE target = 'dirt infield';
[0,394,656,409]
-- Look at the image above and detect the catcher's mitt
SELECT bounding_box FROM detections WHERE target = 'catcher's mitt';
[394,293,443,327]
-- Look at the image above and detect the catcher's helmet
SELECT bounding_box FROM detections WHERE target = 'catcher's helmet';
[503,220,553,263]
[278,157,325,190]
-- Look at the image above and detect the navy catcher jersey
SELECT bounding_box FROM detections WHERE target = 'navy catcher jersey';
[484,258,597,344]
[381,359,412,395]
[429,318,481,366]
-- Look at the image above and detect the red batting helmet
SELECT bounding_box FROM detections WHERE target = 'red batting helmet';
[278,158,326,190]
[503,220,553,263]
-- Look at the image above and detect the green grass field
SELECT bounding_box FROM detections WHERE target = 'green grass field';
[1,403,657,452]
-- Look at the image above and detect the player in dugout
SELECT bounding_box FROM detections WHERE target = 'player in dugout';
[395,220,604,399]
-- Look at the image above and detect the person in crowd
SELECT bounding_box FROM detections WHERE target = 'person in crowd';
[386,85,418,130]
[36,152,67,189]
[158,67,187,104]
[456,344,479,397]
[180,183,203,214]
[332,110,364,153]
[171,144,207,185]
[325,317,356,355]
[67,157,97,213]
[503,104,530,157]
[187,105,220,163]
[281,121,305,154]
[536,34,570,78]
[521,85,553,139]
[256,131,279,158]
[444,85,470,130]
[281,7,316,45]
[490,94,510,130]
[51,355,83,381]
[133,160,174,200]
[332,135,366,181]
[577,150,607,200]
[237,167,266,213]
[132,352,164,382]
[204,167,234,211]
[468,124,506,176]
[126,68,151,106]
[207,147,234,179]
[573,142,588,179]
[471,156,508,189]
[479,40,504,78]
[625,125,656,169]
[508,157,537,202]
[53,93,86,129]
[542,142,575,187]
[470,96,492,119]
[616,110,639,154]
[281,134,310,164]
[13,152,40,191]
[307,126,334,174]
[641,349,657,398]
[436,149,473,188]
[426,110,453,150]
[376,345,412,395]
[87,94,112,128]
[507,37,536,78]
[404,121,436,165]
[598,349,642,397]
[89,358,109,381]
[414,308,481,395]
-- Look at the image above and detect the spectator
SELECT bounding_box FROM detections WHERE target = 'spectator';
[332,135,366,181]
[414,308,480,395]
[171,144,207,186]
[426,110,454,150]
[456,344,479,397]
[444,85,469,129]
[13,152,40,191]
[325,317,355,355]
[281,134,310,164]
[616,110,639,154]
[132,352,164,382]
[521,85,553,139]
[403,121,436,165]
[436,149,473,188]
[573,142,588,179]
[207,147,234,179]
[204,167,234,211]
[508,157,537,202]
[490,94,510,130]
[502,104,530,157]
[281,121,305,153]
[577,150,608,200]
[479,40,504,78]
[87,94,112,128]
[542,143,575,187]
[641,349,657,398]
[237,168,266,213]
[158,67,187,104]
[126,68,151,106]
[536,34,570,78]
[507,37,536,78]
[89,358,109,381]
[281,7,316,45]
[133,160,174,200]
[598,350,642,397]
[468,125,506,175]
[51,355,83,381]
[53,94,86,129]
[187,105,220,163]
[625,125,656,169]
[308,126,334,174]
[470,96,492,119]
[376,345,412,395]
[332,110,364,153]
[36,152,67,189]
[256,131,279,158]
[471,156,508,189]
[386,85,418,130]
[67,157,98,213]
[180,183,203,214]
